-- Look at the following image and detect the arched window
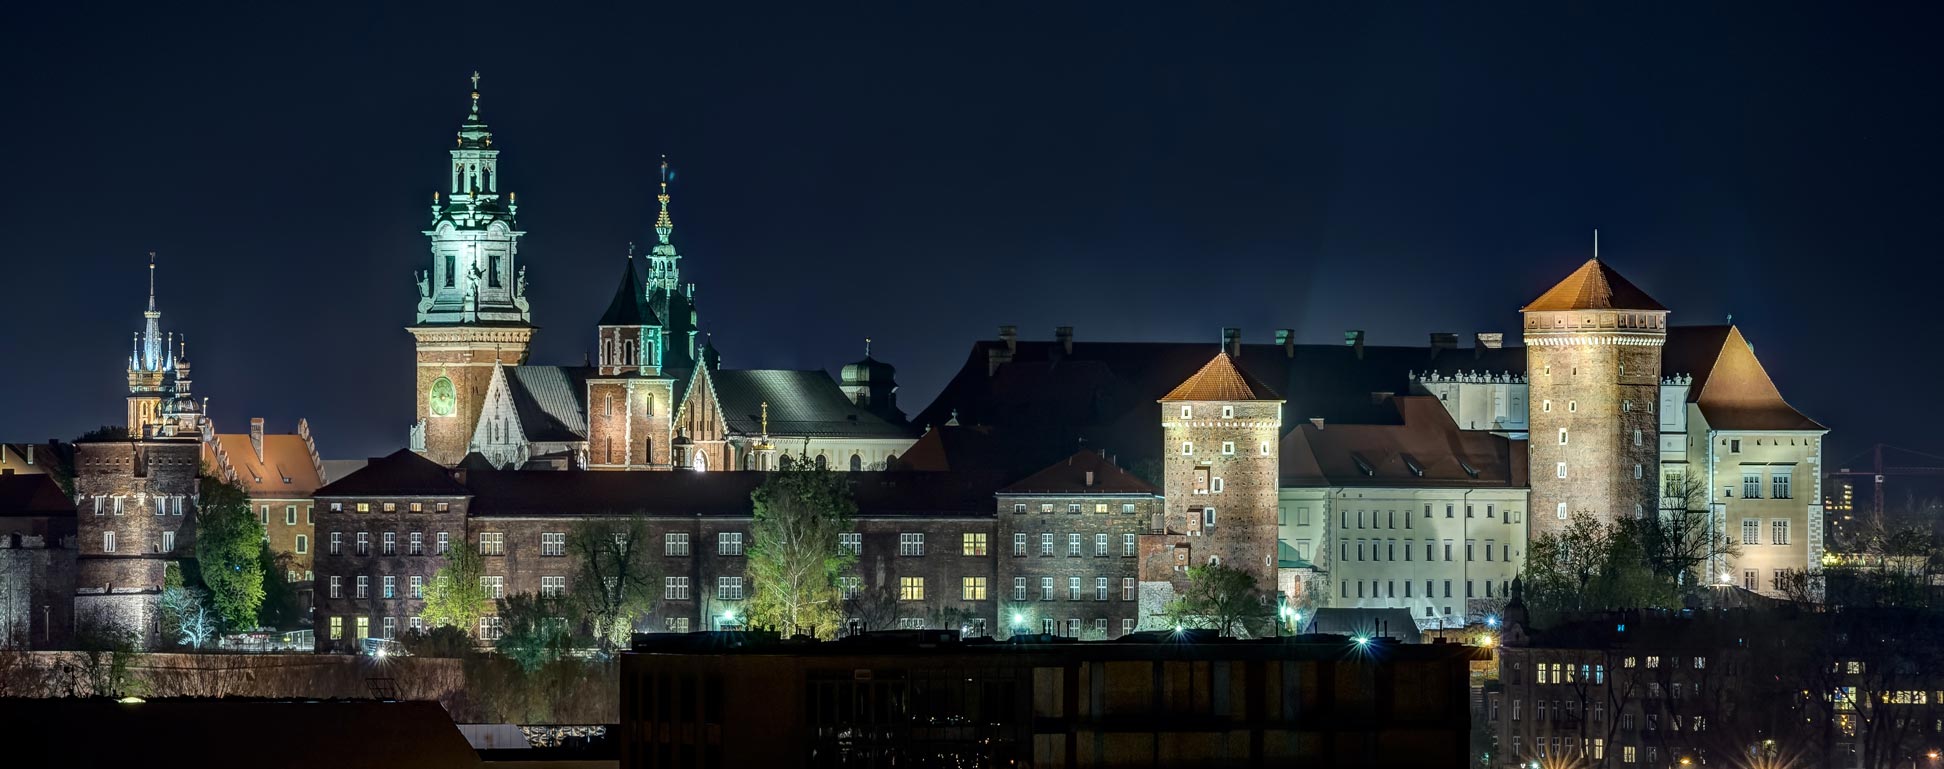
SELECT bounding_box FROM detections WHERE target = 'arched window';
[644,438,653,463]
[780,455,794,470]
[815,454,828,471]
[691,452,707,471]
[850,453,863,472]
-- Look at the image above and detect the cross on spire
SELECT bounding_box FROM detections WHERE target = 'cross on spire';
[470,71,481,90]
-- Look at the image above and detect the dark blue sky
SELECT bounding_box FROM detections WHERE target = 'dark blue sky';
[1,3,1936,465]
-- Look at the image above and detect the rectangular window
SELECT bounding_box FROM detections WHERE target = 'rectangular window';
[898,533,924,556]
[382,531,397,555]
[1466,540,1475,561]
[1556,462,1568,479]
[379,575,394,599]
[1041,577,1054,601]
[1772,519,1791,546]
[160,531,175,552]
[1122,534,1137,557]
[664,577,690,600]
[1773,469,1792,499]
[1221,441,1235,455]
[407,532,422,555]
[838,532,862,555]
[1123,618,1136,636]
[478,532,504,556]
[1443,541,1453,561]
[1122,577,1136,601]
[1067,503,1081,514]
[540,576,566,598]
[962,532,988,556]
[480,575,504,599]
[1743,470,1762,499]
[285,506,297,525]
[1040,533,1054,556]
[899,576,925,601]
[1011,503,1027,514]
[295,534,308,554]
[1556,502,1567,520]
[356,532,370,556]
[1067,534,1082,557]
[437,532,450,555]
[539,532,565,557]
[479,616,503,641]
[1094,534,1109,557]
[1742,518,1760,545]
[719,532,745,556]
[1040,503,1053,514]
[660,532,688,556]
[1297,507,1311,526]
[329,616,342,639]
[1068,577,1083,601]
[1012,577,1027,601]
[1013,533,1027,556]
[1121,503,1136,514]
[962,577,987,601]
[1181,442,1193,455]
[355,576,369,599]
[1095,577,1109,601]
[410,575,423,599]
[841,576,862,600]
[717,576,744,601]
[329,576,341,598]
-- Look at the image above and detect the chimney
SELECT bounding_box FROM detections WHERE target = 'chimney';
[1309,417,1326,430]
[1429,332,1458,351]
[988,325,1019,376]
[1275,329,1296,358]
[1344,330,1365,360]
[24,445,32,466]
[1055,326,1074,355]
[249,418,265,462]
[1221,327,1242,357]
[1084,470,1095,487]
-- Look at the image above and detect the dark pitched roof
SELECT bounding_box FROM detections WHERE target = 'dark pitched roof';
[1522,258,1668,312]
[999,449,1158,495]
[462,470,1005,518]
[0,474,74,516]
[597,257,659,327]
[505,365,592,443]
[893,424,1006,472]
[1662,325,1823,431]
[710,369,911,438]
[1160,352,1282,402]
[0,699,480,769]
[1301,608,1424,642]
[1279,397,1526,487]
[314,449,470,497]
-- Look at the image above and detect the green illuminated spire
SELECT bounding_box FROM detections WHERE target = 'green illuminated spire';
[416,72,530,326]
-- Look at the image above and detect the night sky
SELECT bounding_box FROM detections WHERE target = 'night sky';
[3,4,1937,465]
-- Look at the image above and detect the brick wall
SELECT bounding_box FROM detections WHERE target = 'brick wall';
[1154,400,1282,591]
[1525,310,1665,536]
[995,494,1156,637]
[311,495,469,651]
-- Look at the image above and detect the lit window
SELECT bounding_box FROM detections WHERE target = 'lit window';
[899,576,926,601]
[1180,442,1193,456]
[961,577,987,601]
[962,532,987,556]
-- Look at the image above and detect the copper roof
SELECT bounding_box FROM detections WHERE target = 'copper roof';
[1159,352,1282,402]
[998,449,1158,495]
[1521,259,1667,313]
[1663,325,1823,431]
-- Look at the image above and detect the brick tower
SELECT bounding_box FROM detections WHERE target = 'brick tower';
[408,73,534,465]
[1139,339,1283,628]
[585,248,676,469]
[1522,256,1667,536]
[78,258,203,649]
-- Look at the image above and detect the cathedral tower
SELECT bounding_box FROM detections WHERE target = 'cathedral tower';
[1522,254,1667,536]
[408,73,534,465]
[126,254,171,437]
[1139,344,1283,627]
[646,157,700,374]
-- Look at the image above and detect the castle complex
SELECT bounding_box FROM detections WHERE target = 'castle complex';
[21,76,1827,652]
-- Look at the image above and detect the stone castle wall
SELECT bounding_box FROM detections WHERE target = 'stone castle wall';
[1156,400,1282,590]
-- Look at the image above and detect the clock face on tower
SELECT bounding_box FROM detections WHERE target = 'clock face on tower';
[429,376,457,417]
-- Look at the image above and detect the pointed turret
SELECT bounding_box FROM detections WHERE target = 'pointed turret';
[595,246,664,376]
[126,254,172,437]
[646,156,699,373]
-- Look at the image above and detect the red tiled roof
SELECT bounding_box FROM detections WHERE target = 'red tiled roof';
[1522,259,1667,313]
[1279,397,1525,488]
[998,449,1158,495]
[204,432,326,498]
[1159,352,1282,402]
[1664,325,1823,431]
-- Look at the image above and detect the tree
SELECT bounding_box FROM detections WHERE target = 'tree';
[566,516,659,651]
[401,624,475,658]
[422,543,490,634]
[73,425,130,443]
[746,464,857,638]
[157,584,219,649]
[196,474,265,631]
[1521,513,1676,624]
[1163,564,1275,637]
[494,593,572,672]
[842,582,900,635]
[1639,471,1740,589]
[256,543,301,630]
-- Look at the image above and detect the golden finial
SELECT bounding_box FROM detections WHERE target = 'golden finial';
[760,401,770,437]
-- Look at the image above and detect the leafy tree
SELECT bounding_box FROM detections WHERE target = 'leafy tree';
[566,516,659,651]
[401,624,475,658]
[494,593,572,672]
[1163,564,1275,637]
[421,543,490,634]
[746,464,857,638]
[1520,513,1675,624]
[157,584,219,649]
[195,474,265,631]
[73,425,130,443]
[256,544,301,629]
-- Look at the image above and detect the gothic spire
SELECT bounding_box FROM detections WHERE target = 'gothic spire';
[655,155,674,246]
[135,253,166,374]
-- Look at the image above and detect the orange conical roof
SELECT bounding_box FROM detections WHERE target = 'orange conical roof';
[1160,352,1281,402]
[1522,258,1667,313]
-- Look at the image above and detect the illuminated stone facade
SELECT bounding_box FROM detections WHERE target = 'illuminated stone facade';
[73,436,201,649]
